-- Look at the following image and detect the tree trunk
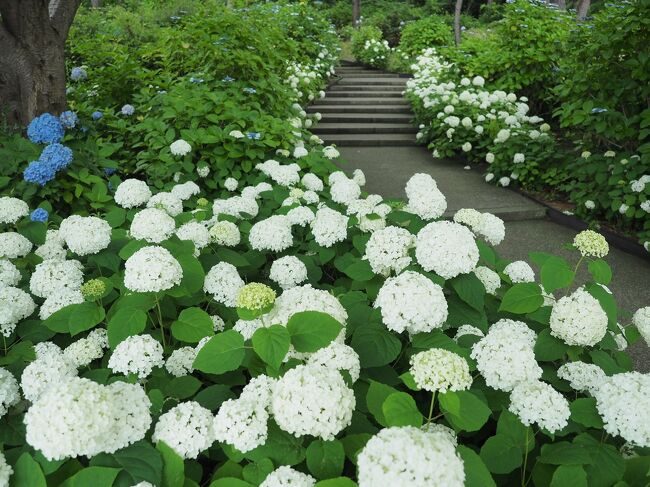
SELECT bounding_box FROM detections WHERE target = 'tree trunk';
[0,0,81,126]
[487,0,493,5]
[90,0,101,7]
[352,0,361,28]
[454,0,463,46]
[557,0,566,9]
[576,0,590,19]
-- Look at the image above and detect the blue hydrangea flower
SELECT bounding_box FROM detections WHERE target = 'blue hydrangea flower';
[27,114,64,144]
[60,111,78,129]
[189,77,204,84]
[92,111,103,121]
[243,87,257,94]
[591,107,608,114]
[121,104,135,116]
[70,67,87,81]
[104,167,117,176]
[246,132,261,140]
[222,76,235,82]
[24,161,56,186]
[30,208,49,222]
[39,143,73,171]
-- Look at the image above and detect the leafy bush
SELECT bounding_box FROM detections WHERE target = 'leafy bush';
[554,0,650,151]
[398,16,453,58]
[351,26,392,69]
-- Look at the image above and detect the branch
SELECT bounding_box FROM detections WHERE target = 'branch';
[49,0,81,37]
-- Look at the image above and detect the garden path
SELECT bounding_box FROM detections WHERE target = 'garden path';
[311,64,650,371]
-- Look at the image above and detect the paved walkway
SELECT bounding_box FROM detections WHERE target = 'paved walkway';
[311,64,650,371]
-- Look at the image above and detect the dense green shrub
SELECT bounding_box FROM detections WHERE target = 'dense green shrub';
[554,0,650,151]
[350,26,392,69]
[398,16,453,58]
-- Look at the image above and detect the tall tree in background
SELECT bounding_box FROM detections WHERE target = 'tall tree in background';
[576,0,590,19]
[0,0,81,126]
[454,0,463,45]
[352,0,361,27]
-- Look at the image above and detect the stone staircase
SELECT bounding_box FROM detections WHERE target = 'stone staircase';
[309,64,415,146]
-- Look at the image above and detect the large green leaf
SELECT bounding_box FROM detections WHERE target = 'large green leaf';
[286,311,343,353]
[569,398,603,429]
[157,441,184,487]
[449,273,485,311]
[534,329,568,362]
[382,392,423,427]
[457,445,496,487]
[306,439,345,479]
[350,324,401,368]
[11,453,47,487]
[541,256,575,293]
[550,465,588,487]
[252,325,291,369]
[539,442,593,465]
[59,467,122,487]
[439,391,491,432]
[366,380,399,427]
[107,308,147,348]
[193,330,245,375]
[499,283,544,314]
[587,259,612,285]
[480,435,523,474]
[171,307,214,343]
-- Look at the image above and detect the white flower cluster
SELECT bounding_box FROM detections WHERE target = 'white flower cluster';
[287,206,315,227]
[114,179,152,208]
[271,364,354,440]
[357,426,465,487]
[453,208,505,246]
[0,367,20,417]
[165,346,197,377]
[124,246,183,293]
[0,196,29,224]
[204,262,244,307]
[410,348,472,393]
[0,450,11,487]
[261,466,316,487]
[176,221,210,254]
[330,175,361,205]
[25,377,151,460]
[152,401,215,459]
[170,139,191,156]
[249,215,293,252]
[59,215,111,256]
[307,342,361,382]
[147,191,183,217]
[404,173,447,220]
[208,221,240,248]
[454,324,484,340]
[0,286,36,336]
[108,334,164,379]
[29,259,83,298]
[415,221,479,279]
[0,232,33,258]
[364,226,414,276]
[256,160,301,186]
[20,343,77,402]
[508,381,570,433]
[504,260,535,283]
[473,266,501,295]
[213,196,259,219]
[471,319,542,391]
[593,372,650,447]
[573,230,609,258]
[35,229,66,261]
[346,194,391,233]
[375,271,448,334]
[39,288,83,320]
[550,287,607,346]
[130,208,176,243]
[171,181,200,200]
[63,329,109,368]
[311,207,348,247]
[269,256,308,289]
[557,361,606,394]
[633,307,650,346]
[301,173,323,192]
[0,259,20,288]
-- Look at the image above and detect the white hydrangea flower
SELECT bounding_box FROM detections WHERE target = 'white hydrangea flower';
[130,208,176,244]
[352,169,366,186]
[0,232,33,259]
[35,230,66,261]
[256,160,301,187]
[509,381,570,433]
[504,261,535,283]
[357,426,464,487]
[415,221,479,279]
[249,215,293,252]
[170,139,191,156]
[270,256,308,290]
[323,146,340,160]
[108,334,164,379]
[364,226,414,276]
[171,181,200,201]
[176,221,210,254]
[152,401,215,459]
[471,319,542,391]
[25,377,151,460]
[229,130,244,139]
[0,259,21,288]
[475,212,505,246]
[63,334,106,368]
[204,262,244,307]
[293,146,309,158]
[165,347,196,377]
[0,197,29,224]
[213,196,259,219]
[573,230,609,258]
[124,246,183,293]
[211,315,225,332]
[330,178,361,205]
[39,288,84,320]
[209,220,241,247]
[454,325,484,341]
[307,342,361,383]
[114,179,152,208]
[410,349,472,393]
[301,173,324,192]
[513,153,526,164]
[260,466,316,487]
[0,450,11,486]
[224,177,238,191]
[473,266,500,295]
[550,288,607,347]
[593,372,650,447]
[557,361,606,394]
[287,206,315,227]
[0,367,20,417]
[271,365,354,440]
[404,173,447,220]
[214,395,269,453]
[486,152,495,163]
[147,192,183,217]
[59,215,111,256]
[21,345,77,402]
[633,307,650,346]
[0,286,36,336]
[375,271,447,334]
[197,165,210,178]
[29,259,83,298]
[311,208,348,248]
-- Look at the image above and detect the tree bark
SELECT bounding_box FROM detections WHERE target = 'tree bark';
[487,0,493,5]
[454,0,463,46]
[557,0,566,9]
[576,0,590,19]
[0,0,81,126]
[352,0,361,28]
[90,0,101,7]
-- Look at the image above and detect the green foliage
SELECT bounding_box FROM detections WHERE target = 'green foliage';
[398,16,453,58]
[350,26,392,69]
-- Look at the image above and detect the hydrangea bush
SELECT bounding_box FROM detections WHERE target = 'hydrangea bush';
[1,152,650,486]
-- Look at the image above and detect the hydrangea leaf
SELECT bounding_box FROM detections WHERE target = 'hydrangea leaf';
[340,434,372,465]
[171,307,214,343]
[366,380,399,427]
[91,440,163,487]
[59,467,122,487]
[193,330,245,375]
[314,478,359,487]
[286,311,343,353]
[242,458,274,485]
[534,329,569,362]
[382,392,423,427]
[569,398,604,429]
[306,439,345,479]
[156,441,184,487]
[11,452,47,487]
[252,325,291,369]
[449,273,486,311]
[588,259,612,285]
[573,433,625,487]
[479,435,523,474]
[209,479,254,487]
[457,445,496,487]
[549,465,588,487]
[541,257,575,293]
[499,283,544,314]
[439,390,491,432]
[538,441,593,465]
[107,308,147,348]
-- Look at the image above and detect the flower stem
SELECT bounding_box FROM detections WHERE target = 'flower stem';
[155,295,166,350]
[426,391,437,424]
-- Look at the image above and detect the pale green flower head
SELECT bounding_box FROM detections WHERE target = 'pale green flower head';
[81,279,106,300]
[236,283,276,311]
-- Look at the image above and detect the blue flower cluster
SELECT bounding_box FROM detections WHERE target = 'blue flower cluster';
[243,87,257,94]
[222,76,235,82]
[24,143,74,186]
[92,111,103,121]
[30,208,49,222]
[60,110,78,129]
[70,66,87,81]
[246,132,261,140]
[27,114,64,144]
[121,104,135,116]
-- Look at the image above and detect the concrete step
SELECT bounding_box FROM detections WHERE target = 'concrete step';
[308,105,412,114]
[320,113,413,123]
[329,85,404,92]
[315,97,410,106]
[322,91,405,99]
[337,78,408,86]
[312,123,417,134]
[320,133,415,146]
[336,73,403,78]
